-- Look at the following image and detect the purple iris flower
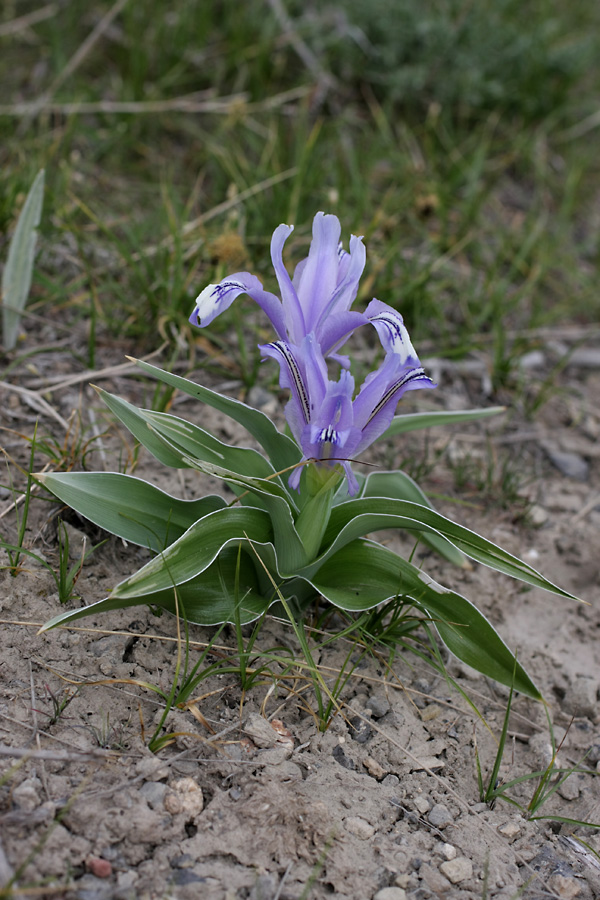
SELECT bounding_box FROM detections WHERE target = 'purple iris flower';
[190,213,435,494]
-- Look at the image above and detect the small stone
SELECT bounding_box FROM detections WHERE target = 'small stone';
[440,843,457,860]
[428,803,453,828]
[243,713,279,748]
[528,504,549,527]
[409,756,445,773]
[561,675,598,720]
[543,445,589,481]
[332,744,355,770]
[349,715,372,743]
[498,820,521,840]
[587,744,600,765]
[86,856,113,878]
[12,778,42,812]
[420,863,451,893]
[558,777,580,801]
[140,781,168,809]
[164,777,204,817]
[382,774,400,787]
[421,704,441,721]
[367,695,390,718]
[413,795,431,815]
[547,874,582,899]
[440,857,473,884]
[345,816,375,840]
[363,756,387,779]
[373,888,407,900]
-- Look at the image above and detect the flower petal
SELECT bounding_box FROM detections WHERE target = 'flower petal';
[270,224,306,344]
[365,298,420,364]
[189,273,286,338]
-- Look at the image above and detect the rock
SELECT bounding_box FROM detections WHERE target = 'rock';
[440,857,473,884]
[543,445,589,481]
[140,781,168,810]
[439,843,457,860]
[547,874,582,899]
[243,713,279,748]
[420,863,451,893]
[421,704,441,721]
[367,695,390,718]
[528,504,549,526]
[498,820,521,840]
[373,888,407,900]
[86,856,112,878]
[349,715,372,743]
[382,774,400,787]
[561,675,598,719]
[332,744,355,770]
[413,795,431,815]
[363,756,387,779]
[345,816,375,840]
[163,778,204,817]
[427,804,454,828]
[558,777,580,801]
[12,777,42,812]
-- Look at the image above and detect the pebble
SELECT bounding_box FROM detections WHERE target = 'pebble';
[498,820,521,840]
[421,704,441,721]
[528,504,549,527]
[140,781,168,809]
[427,804,454,828]
[561,675,598,720]
[163,778,204,817]
[344,816,375,840]
[421,863,451,893]
[363,756,387,779]
[413,795,431,815]
[12,778,42,812]
[558,777,580,801]
[367,694,390,718]
[440,842,457,860]
[86,856,112,878]
[440,857,473,884]
[243,713,279,748]
[349,715,372,743]
[543,445,589,482]
[373,888,407,900]
[547,874,582,899]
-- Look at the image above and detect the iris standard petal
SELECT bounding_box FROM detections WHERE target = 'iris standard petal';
[294,212,342,329]
[270,223,306,343]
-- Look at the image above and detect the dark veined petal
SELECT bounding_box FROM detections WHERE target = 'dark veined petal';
[189,273,286,338]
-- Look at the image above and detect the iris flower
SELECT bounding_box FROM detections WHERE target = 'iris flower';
[190,212,435,494]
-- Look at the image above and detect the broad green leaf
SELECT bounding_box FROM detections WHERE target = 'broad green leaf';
[361,470,467,567]
[129,358,300,474]
[180,457,308,572]
[383,407,505,438]
[144,409,279,480]
[40,546,273,631]
[99,389,193,468]
[109,505,275,600]
[37,471,226,551]
[2,169,45,351]
[307,497,578,601]
[306,538,541,699]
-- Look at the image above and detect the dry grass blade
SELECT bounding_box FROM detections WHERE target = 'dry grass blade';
[0,4,58,37]
[0,380,69,430]
[0,743,115,762]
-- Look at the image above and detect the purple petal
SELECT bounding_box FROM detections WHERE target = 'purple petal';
[365,299,419,364]
[294,212,343,330]
[190,273,286,338]
[270,224,306,344]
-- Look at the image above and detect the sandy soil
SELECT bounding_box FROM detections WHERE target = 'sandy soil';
[1,332,599,900]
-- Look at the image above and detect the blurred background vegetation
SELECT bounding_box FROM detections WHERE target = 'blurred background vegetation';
[1,0,599,384]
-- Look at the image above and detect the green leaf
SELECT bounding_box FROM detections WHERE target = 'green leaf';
[361,470,468,567]
[309,497,578,601]
[109,505,275,600]
[129,358,300,474]
[40,546,272,631]
[2,169,45,351]
[37,471,226,551]
[383,407,505,438]
[305,539,541,699]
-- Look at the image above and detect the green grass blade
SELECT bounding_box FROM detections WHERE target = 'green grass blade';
[383,407,505,438]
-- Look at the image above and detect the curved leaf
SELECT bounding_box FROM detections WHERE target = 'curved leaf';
[306,497,577,601]
[383,407,505,438]
[109,506,275,600]
[36,471,226,551]
[40,546,273,632]
[129,358,300,473]
[305,538,541,699]
[361,470,467,567]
